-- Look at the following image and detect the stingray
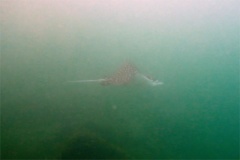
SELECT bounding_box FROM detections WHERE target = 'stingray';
[68,62,163,86]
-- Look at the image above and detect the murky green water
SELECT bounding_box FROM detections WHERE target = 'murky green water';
[1,0,239,159]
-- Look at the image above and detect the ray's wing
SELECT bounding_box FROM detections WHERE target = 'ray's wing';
[101,62,137,85]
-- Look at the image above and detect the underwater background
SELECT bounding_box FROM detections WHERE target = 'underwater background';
[1,0,239,159]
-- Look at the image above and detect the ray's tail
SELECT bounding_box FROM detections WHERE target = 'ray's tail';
[67,79,105,83]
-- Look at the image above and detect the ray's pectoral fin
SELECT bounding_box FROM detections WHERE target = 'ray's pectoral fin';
[151,80,164,86]
[137,73,164,86]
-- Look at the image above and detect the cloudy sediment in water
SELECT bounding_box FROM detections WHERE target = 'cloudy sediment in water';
[1,0,239,159]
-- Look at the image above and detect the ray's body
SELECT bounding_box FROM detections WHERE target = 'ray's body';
[100,62,137,86]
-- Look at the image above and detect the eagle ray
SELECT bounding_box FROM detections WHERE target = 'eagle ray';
[68,62,163,86]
